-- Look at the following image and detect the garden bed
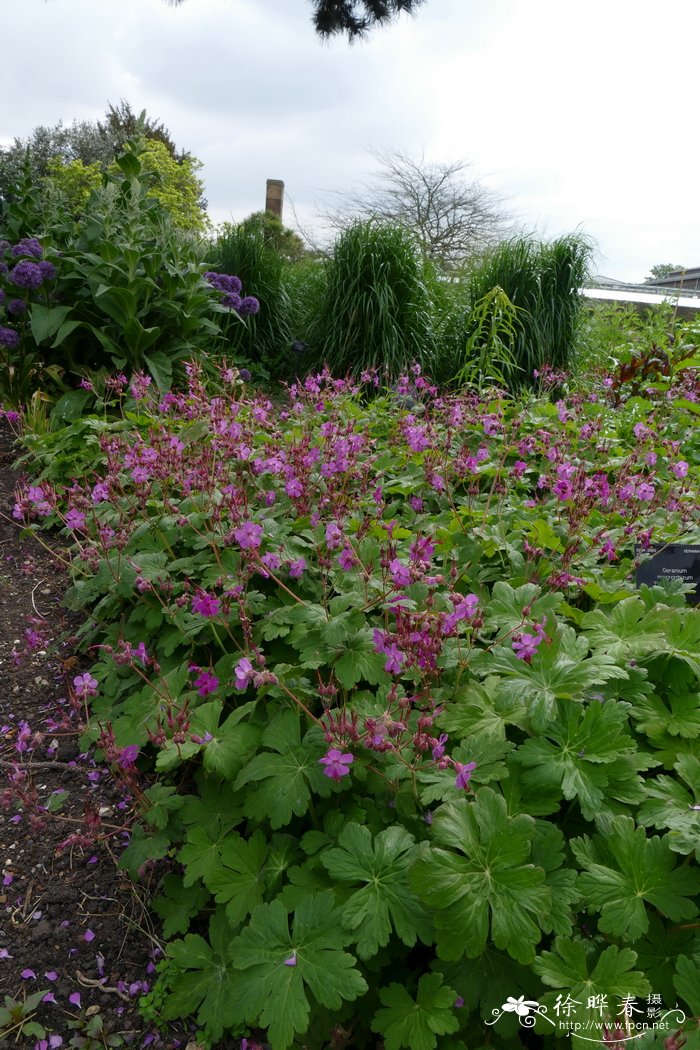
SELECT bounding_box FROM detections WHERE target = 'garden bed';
[0,425,196,1049]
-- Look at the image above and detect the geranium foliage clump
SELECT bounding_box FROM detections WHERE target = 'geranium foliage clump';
[12,361,700,1048]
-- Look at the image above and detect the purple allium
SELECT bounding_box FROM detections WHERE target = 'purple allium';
[37,260,56,281]
[191,592,221,617]
[11,237,43,258]
[319,748,353,782]
[454,761,477,790]
[9,260,44,289]
[238,296,260,317]
[0,326,19,349]
[7,298,26,315]
[222,292,242,311]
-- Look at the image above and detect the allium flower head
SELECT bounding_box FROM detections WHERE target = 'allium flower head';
[38,260,56,281]
[0,326,19,349]
[9,260,44,289]
[238,296,260,317]
[11,237,43,258]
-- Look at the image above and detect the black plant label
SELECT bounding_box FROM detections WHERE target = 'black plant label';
[636,543,700,603]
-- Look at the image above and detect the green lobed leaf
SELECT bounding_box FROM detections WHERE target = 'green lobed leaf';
[320,822,432,958]
[469,626,628,729]
[164,909,239,1039]
[572,815,700,940]
[230,892,367,1050]
[411,787,550,963]
[371,973,459,1050]
[512,699,640,820]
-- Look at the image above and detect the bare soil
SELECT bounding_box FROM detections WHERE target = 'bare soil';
[0,423,197,1049]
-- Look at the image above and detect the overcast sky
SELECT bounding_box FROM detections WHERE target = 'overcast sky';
[2,0,699,282]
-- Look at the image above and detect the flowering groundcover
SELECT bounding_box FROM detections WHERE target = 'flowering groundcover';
[11,362,700,1049]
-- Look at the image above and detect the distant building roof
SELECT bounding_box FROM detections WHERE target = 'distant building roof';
[645,267,700,287]
[582,286,700,311]
[582,274,700,315]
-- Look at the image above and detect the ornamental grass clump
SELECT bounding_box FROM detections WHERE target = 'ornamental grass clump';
[306,220,435,380]
[457,234,593,387]
[210,220,293,376]
[9,358,700,1049]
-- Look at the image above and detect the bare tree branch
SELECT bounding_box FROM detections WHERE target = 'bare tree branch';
[323,149,515,268]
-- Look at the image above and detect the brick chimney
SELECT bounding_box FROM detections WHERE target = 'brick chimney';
[265,179,284,220]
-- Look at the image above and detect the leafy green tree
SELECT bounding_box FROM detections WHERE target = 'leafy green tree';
[43,157,103,216]
[134,140,208,233]
[239,210,307,261]
[0,101,206,219]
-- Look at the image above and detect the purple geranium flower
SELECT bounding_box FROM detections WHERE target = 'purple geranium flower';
[191,592,220,617]
[234,521,263,550]
[234,656,255,690]
[117,745,139,769]
[73,673,98,698]
[319,748,353,781]
[288,557,306,579]
[454,761,477,790]
[194,670,219,697]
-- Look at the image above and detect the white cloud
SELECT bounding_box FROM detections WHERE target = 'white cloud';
[2,0,700,279]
